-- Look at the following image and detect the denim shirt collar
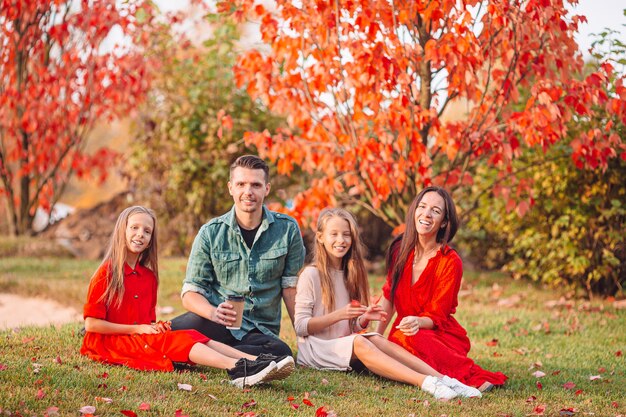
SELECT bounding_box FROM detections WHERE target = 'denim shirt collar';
[223,205,275,237]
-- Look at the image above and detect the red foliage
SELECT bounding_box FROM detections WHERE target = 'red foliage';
[221,0,625,228]
[0,0,157,234]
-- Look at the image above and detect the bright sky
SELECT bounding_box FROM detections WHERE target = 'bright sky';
[570,0,625,58]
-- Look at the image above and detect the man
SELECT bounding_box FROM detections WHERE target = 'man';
[171,155,305,361]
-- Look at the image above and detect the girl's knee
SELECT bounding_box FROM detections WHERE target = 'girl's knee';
[353,335,376,355]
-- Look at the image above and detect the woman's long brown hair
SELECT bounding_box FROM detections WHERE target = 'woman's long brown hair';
[95,206,159,308]
[385,187,458,303]
[313,208,370,311]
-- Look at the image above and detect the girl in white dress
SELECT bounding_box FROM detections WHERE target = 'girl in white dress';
[294,208,482,400]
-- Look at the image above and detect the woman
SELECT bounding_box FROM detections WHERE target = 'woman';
[376,187,507,391]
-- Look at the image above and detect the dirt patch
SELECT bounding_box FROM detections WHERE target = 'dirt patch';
[0,293,81,329]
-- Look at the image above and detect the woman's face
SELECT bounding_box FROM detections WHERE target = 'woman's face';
[413,192,446,238]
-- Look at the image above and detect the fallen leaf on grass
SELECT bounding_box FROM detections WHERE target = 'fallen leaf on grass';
[120,411,137,417]
[79,406,96,415]
[536,381,543,390]
[36,389,45,399]
[303,398,314,407]
[242,400,257,408]
[563,382,576,390]
[44,406,59,417]
[177,383,192,391]
[529,404,546,415]
[94,397,112,403]
[0,364,7,371]
[53,356,62,365]
[612,402,619,408]
[98,372,108,379]
[552,370,561,376]
[574,389,584,396]
[498,295,521,307]
[290,403,299,410]
[321,378,329,385]
[138,402,150,410]
[316,406,328,417]
[589,375,602,381]
[174,409,189,417]
[559,408,577,416]
[616,350,623,357]
[532,371,546,378]
[486,339,499,347]
[526,396,537,403]
[198,373,207,381]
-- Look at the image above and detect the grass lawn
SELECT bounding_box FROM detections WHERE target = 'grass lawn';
[1,256,624,417]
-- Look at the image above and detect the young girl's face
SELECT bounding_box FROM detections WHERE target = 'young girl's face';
[125,213,154,255]
[318,216,352,268]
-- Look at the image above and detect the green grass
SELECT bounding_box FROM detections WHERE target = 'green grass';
[1,257,625,416]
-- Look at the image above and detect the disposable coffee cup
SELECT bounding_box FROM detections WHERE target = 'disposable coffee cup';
[226,295,245,330]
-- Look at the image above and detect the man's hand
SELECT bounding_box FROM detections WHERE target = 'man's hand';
[212,301,237,327]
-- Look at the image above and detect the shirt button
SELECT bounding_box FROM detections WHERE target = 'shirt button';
[144,344,148,349]
[134,295,139,299]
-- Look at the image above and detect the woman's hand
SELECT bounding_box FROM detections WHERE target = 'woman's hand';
[396,315,421,336]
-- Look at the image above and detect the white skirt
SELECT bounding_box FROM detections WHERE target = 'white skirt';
[296,332,379,371]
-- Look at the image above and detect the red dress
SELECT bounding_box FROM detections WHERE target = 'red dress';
[383,247,507,387]
[80,262,209,371]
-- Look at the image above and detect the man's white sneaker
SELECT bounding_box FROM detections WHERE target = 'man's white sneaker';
[421,375,458,400]
[441,375,482,398]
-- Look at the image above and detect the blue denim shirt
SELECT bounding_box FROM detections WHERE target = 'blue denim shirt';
[182,206,305,339]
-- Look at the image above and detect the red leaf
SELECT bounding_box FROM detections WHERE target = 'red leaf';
[174,410,189,417]
[303,398,314,407]
[316,406,329,417]
[616,350,623,357]
[526,396,537,403]
[530,404,546,415]
[138,402,150,410]
[574,389,583,396]
[486,338,498,347]
[54,356,63,365]
[536,381,543,390]
[0,364,7,371]
[36,388,46,399]
[98,372,109,379]
[120,411,137,417]
[612,401,619,408]
[290,403,299,410]
[563,382,576,390]
[242,400,257,408]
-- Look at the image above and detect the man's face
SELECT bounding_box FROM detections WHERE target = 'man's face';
[228,167,270,215]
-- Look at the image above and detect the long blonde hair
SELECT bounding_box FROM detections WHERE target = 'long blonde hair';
[95,206,159,308]
[313,208,369,311]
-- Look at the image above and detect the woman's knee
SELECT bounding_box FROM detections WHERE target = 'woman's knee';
[353,335,377,357]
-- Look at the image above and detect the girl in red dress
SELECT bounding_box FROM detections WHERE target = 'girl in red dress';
[377,187,508,391]
[80,206,288,388]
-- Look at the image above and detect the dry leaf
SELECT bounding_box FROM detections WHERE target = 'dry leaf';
[177,383,192,391]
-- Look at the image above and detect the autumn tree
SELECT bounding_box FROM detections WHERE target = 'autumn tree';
[220,0,626,230]
[0,0,156,235]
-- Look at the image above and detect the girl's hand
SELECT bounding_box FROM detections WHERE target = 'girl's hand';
[396,315,421,336]
[337,301,367,321]
[154,320,171,333]
[361,304,388,322]
[135,324,159,335]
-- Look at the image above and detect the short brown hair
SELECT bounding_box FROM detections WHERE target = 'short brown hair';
[230,155,270,183]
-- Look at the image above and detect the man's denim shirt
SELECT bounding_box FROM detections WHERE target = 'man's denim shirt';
[182,205,305,340]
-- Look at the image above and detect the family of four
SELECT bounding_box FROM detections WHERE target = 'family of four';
[80,155,507,399]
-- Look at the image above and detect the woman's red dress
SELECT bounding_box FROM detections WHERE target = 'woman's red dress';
[383,247,507,387]
[80,262,209,371]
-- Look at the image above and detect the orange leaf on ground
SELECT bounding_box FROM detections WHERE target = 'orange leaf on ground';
[120,411,137,417]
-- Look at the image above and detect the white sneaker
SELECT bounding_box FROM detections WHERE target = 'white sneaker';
[442,375,482,398]
[421,375,458,400]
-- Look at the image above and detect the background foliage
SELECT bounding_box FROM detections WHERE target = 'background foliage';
[127,14,284,255]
